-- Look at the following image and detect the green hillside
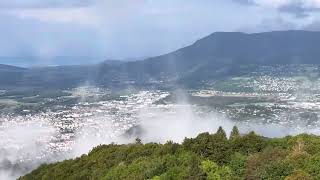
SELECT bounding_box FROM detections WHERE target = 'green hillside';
[20,127,320,180]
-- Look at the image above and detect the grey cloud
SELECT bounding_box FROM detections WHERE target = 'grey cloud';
[242,16,320,34]
[278,1,319,18]
[304,20,320,31]
[0,0,316,66]
[0,0,94,9]
[258,18,298,31]
[232,0,320,18]
[238,17,298,33]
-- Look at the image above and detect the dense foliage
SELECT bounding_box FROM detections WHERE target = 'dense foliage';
[20,127,320,180]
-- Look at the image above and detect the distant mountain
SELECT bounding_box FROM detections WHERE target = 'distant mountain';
[95,30,320,84]
[0,56,105,67]
[102,60,125,66]
[0,64,27,87]
[0,64,26,71]
[138,30,320,73]
[1,30,320,89]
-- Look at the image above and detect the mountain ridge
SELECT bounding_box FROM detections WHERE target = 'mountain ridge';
[1,30,320,89]
[0,64,26,71]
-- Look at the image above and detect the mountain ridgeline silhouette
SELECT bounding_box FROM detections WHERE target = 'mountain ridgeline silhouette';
[1,30,320,89]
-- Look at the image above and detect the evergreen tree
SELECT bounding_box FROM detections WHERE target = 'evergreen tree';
[216,126,227,140]
[230,126,240,140]
[135,138,142,144]
[187,155,206,180]
[210,127,231,164]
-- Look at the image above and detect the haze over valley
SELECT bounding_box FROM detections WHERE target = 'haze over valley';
[3,0,320,179]
[2,30,320,179]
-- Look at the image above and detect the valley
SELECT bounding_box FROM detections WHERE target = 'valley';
[1,64,320,179]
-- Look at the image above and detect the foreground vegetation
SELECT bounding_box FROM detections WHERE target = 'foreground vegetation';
[20,127,320,180]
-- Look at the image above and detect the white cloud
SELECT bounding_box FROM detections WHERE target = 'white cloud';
[0,0,93,9]
[0,0,319,65]
[7,7,99,26]
[3,0,157,26]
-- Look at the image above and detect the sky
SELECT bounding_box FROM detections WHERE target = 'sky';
[1,0,320,66]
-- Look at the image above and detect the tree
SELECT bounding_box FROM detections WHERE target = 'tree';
[229,153,247,177]
[186,155,205,180]
[285,170,312,180]
[232,131,267,155]
[216,126,227,140]
[230,126,240,140]
[245,147,292,179]
[135,138,142,144]
[201,160,221,180]
[201,160,219,174]
[185,132,211,157]
[218,166,232,179]
[200,160,232,180]
[209,127,231,164]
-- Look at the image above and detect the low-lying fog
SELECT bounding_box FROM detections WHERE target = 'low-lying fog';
[1,87,320,179]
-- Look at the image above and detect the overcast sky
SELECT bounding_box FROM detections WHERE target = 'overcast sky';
[1,0,320,66]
